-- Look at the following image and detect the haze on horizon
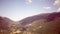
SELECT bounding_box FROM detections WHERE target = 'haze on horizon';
[0,0,60,21]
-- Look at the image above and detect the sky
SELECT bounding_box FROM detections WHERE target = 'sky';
[0,0,60,21]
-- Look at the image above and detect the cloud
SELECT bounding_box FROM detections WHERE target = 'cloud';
[43,7,51,9]
[57,8,60,11]
[53,0,60,12]
[26,0,32,4]
[53,0,60,5]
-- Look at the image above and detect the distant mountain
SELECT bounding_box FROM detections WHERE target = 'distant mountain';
[19,13,49,25]
[17,12,60,34]
[19,12,60,25]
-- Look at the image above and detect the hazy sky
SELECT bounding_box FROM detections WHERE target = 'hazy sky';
[0,0,60,21]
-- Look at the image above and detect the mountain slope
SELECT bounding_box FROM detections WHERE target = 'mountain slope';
[0,12,60,34]
[18,12,60,34]
[19,12,60,25]
[19,13,49,25]
[0,16,15,34]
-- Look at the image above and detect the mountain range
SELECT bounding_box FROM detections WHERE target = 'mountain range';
[0,12,60,34]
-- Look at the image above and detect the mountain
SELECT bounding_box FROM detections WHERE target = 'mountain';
[19,12,60,25]
[0,16,15,34]
[19,13,50,25]
[0,12,60,34]
[18,12,60,34]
